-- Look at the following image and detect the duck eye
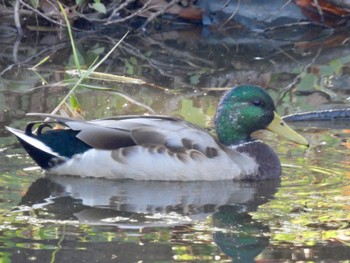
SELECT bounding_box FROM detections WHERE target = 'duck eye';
[252,99,264,107]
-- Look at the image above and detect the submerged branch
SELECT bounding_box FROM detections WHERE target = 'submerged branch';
[283,108,350,122]
[14,0,22,36]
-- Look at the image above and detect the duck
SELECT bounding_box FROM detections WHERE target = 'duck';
[6,85,308,181]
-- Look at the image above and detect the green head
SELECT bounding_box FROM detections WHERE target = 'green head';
[214,85,276,145]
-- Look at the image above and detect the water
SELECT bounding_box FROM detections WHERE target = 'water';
[1,22,350,262]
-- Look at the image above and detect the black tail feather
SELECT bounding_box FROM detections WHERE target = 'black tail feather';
[16,136,61,169]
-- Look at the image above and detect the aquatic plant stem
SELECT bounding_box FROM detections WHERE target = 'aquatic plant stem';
[50,32,128,115]
[50,225,66,263]
[51,2,129,115]
[58,2,80,73]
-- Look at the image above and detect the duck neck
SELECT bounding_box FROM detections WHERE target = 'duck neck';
[215,122,251,146]
[214,107,252,146]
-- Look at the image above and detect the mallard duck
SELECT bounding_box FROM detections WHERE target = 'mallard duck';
[6,85,308,181]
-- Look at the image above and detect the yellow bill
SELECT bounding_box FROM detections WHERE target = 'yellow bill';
[267,112,309,146]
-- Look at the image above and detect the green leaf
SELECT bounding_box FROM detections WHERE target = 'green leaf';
[67,47,85,67]
[90,2,106,14]
[69,93,81,112]
[75,0,85,6]
[130,57,138,65]
[86,46,105,65]
[125,60,134,75]
[91,47,105,55]
[189,74,200,85]
[145,51,152,57]
[29,0,39,8]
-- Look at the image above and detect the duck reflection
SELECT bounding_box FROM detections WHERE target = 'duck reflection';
[17,176,280,262]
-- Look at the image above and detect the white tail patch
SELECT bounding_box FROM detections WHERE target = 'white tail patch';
[5,126,60,157]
